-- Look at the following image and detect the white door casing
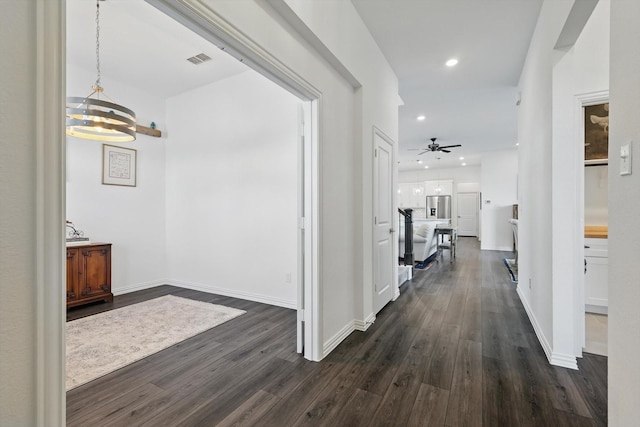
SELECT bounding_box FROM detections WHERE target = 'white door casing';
[457,192,479,237]
[373,129,395,314]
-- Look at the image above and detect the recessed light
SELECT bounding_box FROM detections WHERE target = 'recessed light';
[417,115,426,121]
[424,166,429,169]
[516,142,520,146]
[461,162,467,166]
[446,58,458,67]
[417,160,423,164]
[459,156,464,160]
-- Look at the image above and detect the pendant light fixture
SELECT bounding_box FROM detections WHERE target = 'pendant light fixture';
[66,0,136,142]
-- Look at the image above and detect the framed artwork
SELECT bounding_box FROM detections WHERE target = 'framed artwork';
[584,103,609,165]
[102,144,137,186]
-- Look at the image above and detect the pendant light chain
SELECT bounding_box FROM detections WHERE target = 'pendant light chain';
[94,0,101,90]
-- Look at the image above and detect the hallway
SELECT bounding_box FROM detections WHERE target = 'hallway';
[67,238,607,426]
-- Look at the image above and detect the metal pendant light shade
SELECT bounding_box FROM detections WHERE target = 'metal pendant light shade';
[66,92,136,142]
[66,0,136,142]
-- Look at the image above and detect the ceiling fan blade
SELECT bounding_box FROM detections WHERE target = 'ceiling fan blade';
[438,144,462,149]
[408,148,425,151]
[417,150,429,155]
[440,149,451,153]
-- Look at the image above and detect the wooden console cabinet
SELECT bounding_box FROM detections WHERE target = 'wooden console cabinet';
[66,243,113,309]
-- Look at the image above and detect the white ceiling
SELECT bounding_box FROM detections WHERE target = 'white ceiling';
[67,0,542,171]
[66,0,249,99]
[352,0,543,171]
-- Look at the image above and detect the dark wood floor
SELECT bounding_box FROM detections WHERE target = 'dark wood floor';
[66,238,607,426]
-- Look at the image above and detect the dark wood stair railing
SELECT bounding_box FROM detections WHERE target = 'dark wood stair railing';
[398,208,414,265]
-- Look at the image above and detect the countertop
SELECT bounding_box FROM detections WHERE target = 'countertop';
[585,225,608,239]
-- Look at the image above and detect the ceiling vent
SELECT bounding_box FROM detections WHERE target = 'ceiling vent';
[186,53,212,65]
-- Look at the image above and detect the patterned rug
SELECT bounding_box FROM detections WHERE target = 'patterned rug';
[415,255,438,270]
[66,295,245,390]
[503,258,518,283]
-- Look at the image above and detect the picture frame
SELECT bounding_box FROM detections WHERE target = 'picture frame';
[102,144,137,187]
[584,103,609,165]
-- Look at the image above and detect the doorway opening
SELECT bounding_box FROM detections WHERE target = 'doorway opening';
[65,0,320,361]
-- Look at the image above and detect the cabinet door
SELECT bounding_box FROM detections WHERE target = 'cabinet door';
[66,248,79,301]
[79,245,111,298]
[585,256,608,308]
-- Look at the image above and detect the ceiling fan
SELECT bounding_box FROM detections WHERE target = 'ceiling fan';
[409,137,462,155]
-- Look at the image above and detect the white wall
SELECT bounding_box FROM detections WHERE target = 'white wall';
[481,149,518,251]
[585,165,608,225]
[609,0,640,423]
[165,71,299,307]
[517,0,609,368]
[517,0,574,365]
[0,2,38,423]
[191,0,399,351]
[276,0,400,331]
[66,64,168,294]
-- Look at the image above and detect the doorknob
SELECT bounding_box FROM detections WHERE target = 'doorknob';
[389,228,395,234]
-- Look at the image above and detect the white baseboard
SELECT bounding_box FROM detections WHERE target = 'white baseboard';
[323,321,355,358]
[323,313,376,358]
[354,313,376,331]
[167,279,297,309]
[112,279,168,296]
[550,352,579,370]
[516,285,578,370]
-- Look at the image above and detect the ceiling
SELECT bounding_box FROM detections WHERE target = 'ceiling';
[66,0,249,99]
[352,0,543,170]
[67,0,543,171]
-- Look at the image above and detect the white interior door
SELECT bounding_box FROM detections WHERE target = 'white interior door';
[457,192,479,237]
[373,131,395,313]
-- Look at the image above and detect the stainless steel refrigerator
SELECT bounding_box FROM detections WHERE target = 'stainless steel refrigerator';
[426,195,451,219]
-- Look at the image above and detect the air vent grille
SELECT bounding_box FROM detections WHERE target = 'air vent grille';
[186,53,212,65]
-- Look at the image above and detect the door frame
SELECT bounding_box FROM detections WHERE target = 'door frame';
[36,1,324,424]
[574,90,609,356]
[372,126,399,311]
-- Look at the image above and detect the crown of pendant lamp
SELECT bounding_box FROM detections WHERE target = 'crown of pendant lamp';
[66,0,136,142]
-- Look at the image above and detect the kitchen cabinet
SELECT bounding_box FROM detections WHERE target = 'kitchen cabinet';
[398,182,425,208]
[584,237,607,314]
[424,179,453,196]
[66,243,113,309]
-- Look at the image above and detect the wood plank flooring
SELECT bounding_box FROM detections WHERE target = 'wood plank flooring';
[66,238,607,426]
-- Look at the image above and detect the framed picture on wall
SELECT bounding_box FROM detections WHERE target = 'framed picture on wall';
[584,103,609,165]
[102,144,137,187]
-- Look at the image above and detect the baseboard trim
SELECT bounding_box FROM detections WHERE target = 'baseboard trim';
[516,285,579,370]
[167,279,297,309]
[516,285,553,361]
[550,352,579,370]
[112,280,168,296]
[354,313,376,331]
[323,321,355,358]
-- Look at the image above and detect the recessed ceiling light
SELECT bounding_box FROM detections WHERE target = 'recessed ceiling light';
[424,166,429,169]
[417,159,423,164]
[446,58,458,67]
[459,156,464,160]
[461,162,467,166]
[417,115,426,121]
[516,142,520,146]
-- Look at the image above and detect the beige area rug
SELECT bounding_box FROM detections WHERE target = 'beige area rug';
[66,295,245,391]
